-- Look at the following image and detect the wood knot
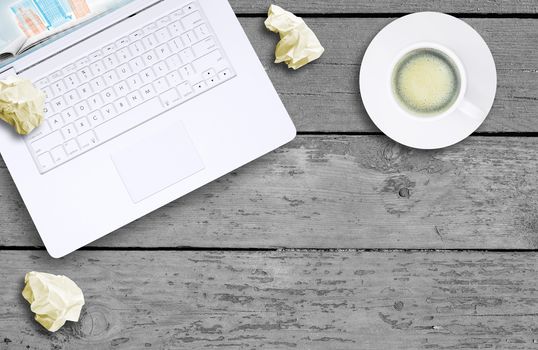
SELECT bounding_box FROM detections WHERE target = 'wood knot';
[398,187,410,198]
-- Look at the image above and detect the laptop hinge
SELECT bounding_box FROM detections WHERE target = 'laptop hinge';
[0,67,17,79]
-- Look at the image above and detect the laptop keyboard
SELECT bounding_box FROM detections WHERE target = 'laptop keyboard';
[26,1,235,174]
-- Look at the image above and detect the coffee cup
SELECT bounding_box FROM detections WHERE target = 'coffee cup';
[389,42,482,119]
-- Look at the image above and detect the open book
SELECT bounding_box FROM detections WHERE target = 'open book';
[0,17,96,63]
[0,0,131,65]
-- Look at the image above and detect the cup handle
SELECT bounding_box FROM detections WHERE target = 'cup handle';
[458,99,483,120]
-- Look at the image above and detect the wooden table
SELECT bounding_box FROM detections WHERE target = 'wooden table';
[2,1,538,349]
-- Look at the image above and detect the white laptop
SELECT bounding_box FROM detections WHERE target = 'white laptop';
[0,0,296,257]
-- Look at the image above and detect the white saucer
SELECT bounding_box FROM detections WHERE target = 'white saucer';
[360,12,497,149]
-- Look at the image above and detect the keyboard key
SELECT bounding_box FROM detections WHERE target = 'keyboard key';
[102,104,117,120]
[61,124,77,139]
[113,81,129,96]
[181,11,202,30]
[194,24,209,39]
[64,139,80,155]
[179,64,195,79]
[177,81,193,97]
[90,76,106,90]
[127,74,143,90]
[171,8,183,19]
[140,67,156,84]
[206,76,218,87]
[140,84,157,99]
[153,77,169,93]
[78,131,99,149]
[114,97,130,114]
[193,81,207,93]
[219,69,232,80]
[183,3,196,13]
[88,111,104,126]
[179,48,195,63]
[160,88,181,108]
[142,50,157,66]
[156,43,172,60]
[77,67,91,82]
[169,21,183,35]
[49,115,63,130]
[89,50,103,61]
[143,23,158,35]
[88,94,104,110]
[129,30,143,41]
[116,48,131,63]
[38,152,54,170]
[61,108,77,123]
[65,90,79,104]
[117,63,132,79]
[51,80,67,95]
[75,101,90,114]
[153,61,169,76]
[103,43,116,55]
[42,86,53,99]
[157,16,171,28]
[32,131,63,154]
[102,88,116,103]
[166,70,183,86]
[129,41,145,57]
[64,74,79,89]
[75,117,91,133]
[75,57,91,69]
[166,54,182,69]
[192,37,216,57]
[90,61,106,75]
[142,34,158,49]
[50,146,67,163]
[192,50,222,73]
[181,31,196,46]
[171,37,184,52]
[35,78,49,89]
[27,120,51,142]
[116,37,130,48]
[43,103,52,117]
[103,54,119,70]
[202,68,216,79]
[127,91,143,106]
[129,56,145,72]
[103,71,120,86]
[77,83,93,99]
[155,28,172,43]
[51,96,67,112]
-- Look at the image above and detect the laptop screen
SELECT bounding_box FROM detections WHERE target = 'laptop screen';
[0,0,136,70]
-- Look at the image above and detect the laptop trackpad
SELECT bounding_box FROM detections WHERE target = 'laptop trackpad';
[111,122,205,203]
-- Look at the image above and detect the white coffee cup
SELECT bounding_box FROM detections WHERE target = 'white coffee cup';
[389,42,483,120]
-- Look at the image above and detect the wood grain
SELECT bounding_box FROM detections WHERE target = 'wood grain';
[229,1,538,14]
[241,17,538,133]
[1,136,537,249]
[1,250,537,349]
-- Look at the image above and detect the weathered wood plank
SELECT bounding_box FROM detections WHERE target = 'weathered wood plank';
[1,250,537,349]
[242,18,538,132]
[1,136,537,249]
[229,1,538,14]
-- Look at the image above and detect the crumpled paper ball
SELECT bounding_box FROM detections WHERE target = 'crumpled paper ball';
[264,5,325,69]
[22,271,85,332]
[0,76,45,135]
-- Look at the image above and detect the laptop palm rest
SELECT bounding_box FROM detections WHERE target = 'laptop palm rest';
[111,122,205,203]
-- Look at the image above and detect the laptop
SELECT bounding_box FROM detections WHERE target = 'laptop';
[0,0,296,257]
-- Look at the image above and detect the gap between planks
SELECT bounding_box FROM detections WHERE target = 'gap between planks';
[3,246,538,252]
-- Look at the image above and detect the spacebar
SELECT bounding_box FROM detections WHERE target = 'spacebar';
[94,97,164,143]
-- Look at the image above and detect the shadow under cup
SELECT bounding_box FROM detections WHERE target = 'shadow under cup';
[391,46,463,117]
